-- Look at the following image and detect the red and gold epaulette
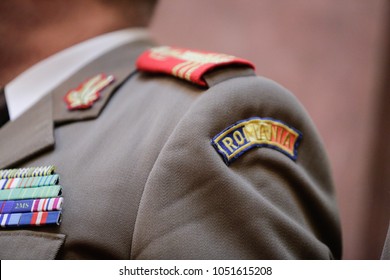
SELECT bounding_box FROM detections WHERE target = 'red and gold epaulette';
[136,46,255,87]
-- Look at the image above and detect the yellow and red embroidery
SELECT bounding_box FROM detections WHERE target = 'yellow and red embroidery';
[136,46,254,87]
[64,73,115,110]
[211,117,302,164]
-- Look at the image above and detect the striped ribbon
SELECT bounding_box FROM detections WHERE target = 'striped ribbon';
[0,174,59,190]
[0,211,62,227]
[0,197,63,214]
[0,166,64,228]
[0,166,56,179]
[0,185,62,201]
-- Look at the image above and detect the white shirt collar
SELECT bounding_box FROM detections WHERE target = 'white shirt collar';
[5,28,150,121]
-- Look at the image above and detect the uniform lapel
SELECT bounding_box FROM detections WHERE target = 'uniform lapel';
[0,39,154,169]
[53,39,154,125]
[0,94,54,169]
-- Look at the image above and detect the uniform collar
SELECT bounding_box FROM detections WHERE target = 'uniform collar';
[0,38,154,169]
[4,28,150,121]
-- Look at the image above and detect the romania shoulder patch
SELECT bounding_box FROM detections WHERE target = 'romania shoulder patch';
[136,46,255,87]
[211,117,302,165]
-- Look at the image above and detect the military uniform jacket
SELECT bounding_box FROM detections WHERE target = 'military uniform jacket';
[0,39,341,259]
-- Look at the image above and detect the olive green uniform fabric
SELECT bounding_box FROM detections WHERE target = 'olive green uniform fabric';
[0,39,341,259]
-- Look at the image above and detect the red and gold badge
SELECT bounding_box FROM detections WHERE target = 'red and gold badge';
[64,73,115,110]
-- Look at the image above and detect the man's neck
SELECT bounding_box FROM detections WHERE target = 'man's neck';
[0,28,114,87]
[0,1,134,87]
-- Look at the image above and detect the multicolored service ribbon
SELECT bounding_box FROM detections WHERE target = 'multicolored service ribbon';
[0,166,56,179]
[0,211,62,227]
[0,197,63,214]
[0,175,59,189]
[0,166,64,228]
[0,185,62,201]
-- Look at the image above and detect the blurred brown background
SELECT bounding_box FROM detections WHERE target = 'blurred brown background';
[150,0,390,259]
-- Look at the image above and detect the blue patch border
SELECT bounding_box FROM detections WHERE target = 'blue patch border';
[211,117,303,165]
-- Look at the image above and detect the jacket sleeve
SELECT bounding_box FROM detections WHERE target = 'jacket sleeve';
[131,75,342,259]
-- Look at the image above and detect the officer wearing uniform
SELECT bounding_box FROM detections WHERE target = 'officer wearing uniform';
[0,0,342,259]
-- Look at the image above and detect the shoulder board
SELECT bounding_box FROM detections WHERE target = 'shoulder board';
[136,46,255,87]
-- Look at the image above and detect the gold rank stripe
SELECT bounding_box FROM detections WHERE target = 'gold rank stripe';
[172,61,203,82]
[0,166,56,179]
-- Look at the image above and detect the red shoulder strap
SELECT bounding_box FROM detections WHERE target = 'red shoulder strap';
[136,46,255,87]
